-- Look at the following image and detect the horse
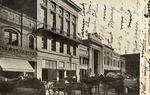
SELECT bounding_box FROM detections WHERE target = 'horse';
[100,74,124,95]
[0,77,45,95]
[80,74,104,95]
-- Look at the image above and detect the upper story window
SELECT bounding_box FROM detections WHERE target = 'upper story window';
[4,29,18,46]
[79,56,81,65]
[73,45,76,56]
[42,35,47,49]
[60,41,64,53]
[83,57,88,65]
[118,61,120,67]
[107,56,109,65]
[51,38,56,51]
[67,43,70,54]
[41,7,47,27]
[51,12,56,31]
[113,60,115,66]
[66,20,70,36]
[72,23,76,38]
[59,16,63,33]
[29,35,34,49]
[104,56,106,65]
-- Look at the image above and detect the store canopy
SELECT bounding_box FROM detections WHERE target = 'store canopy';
[0,58,34,72]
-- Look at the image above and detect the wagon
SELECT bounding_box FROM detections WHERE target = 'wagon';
[49,78,89,95]
[0,77,45,95]
[105,70,124,95]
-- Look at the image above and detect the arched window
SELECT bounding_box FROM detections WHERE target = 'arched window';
[4,29,18,46]
[29,35,34,49]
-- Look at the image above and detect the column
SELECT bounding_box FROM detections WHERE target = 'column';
[89,48,94,75]
[36,58,42,79]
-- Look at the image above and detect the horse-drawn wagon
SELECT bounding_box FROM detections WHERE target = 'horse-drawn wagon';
[48,77,89,95]
[104,70,124,95]
[0,77,45,95]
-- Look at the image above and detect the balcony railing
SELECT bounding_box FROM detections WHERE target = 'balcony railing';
[0,4,81,43]
[41,25,81,42]
[58,29,81,41]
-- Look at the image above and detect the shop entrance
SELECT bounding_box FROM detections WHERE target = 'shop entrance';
[59,70,64,80]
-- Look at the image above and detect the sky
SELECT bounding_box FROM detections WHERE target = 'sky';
[72,0,141,54]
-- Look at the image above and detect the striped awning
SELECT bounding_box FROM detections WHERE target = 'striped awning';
[0,58,34,72]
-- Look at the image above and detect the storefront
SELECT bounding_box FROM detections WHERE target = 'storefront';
[0,58,34,78]
[41,60,57,82]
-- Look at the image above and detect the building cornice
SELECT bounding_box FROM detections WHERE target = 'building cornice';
[66,0,82,12]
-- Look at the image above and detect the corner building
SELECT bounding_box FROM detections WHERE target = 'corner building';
[36,0,82,82]
[0,4,36,78]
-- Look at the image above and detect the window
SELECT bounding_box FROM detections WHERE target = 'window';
[41,7,47,27]
[51,38,56,51]
[42,35,47,49]
[72,23,76,38]
[29,36,34,49]
[109,58,112,66]
[60,41,64,53]
[51,12,56,30]
[4,29,18,46]
[73,45,76,56]
[104,57,106,65]
[118,61,120,67]
[83,57,88,65]
[79,56,81,65]
[67,43,70,54]
[113,60,115,66]
[66,20,70,36]
[59,16,63,33]
[107,56,109,65]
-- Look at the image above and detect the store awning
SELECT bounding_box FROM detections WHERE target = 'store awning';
[0,58,34,72]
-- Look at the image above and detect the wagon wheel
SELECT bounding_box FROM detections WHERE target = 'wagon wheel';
[65,85,75,95]
[49,83,60,95]
[81,84,89,95]
[53,89,60,95]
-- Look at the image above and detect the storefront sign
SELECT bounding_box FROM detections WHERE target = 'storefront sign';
[0,45,37,58]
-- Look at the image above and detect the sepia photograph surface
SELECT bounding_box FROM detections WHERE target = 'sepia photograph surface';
[0,0,147,95]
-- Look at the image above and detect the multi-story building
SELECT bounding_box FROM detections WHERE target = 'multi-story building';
[121,53,140,77]
[35,0,82,82]
[79,44,89,80]
[0,0,82,82]
[81,33,125,76]
[0,0,126,83]
[0,4,36,78]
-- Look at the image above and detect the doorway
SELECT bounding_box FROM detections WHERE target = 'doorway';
[94,49,99,74]
[59,70,64,80]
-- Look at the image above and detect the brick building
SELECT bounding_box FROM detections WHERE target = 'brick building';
[0,3,36,78]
